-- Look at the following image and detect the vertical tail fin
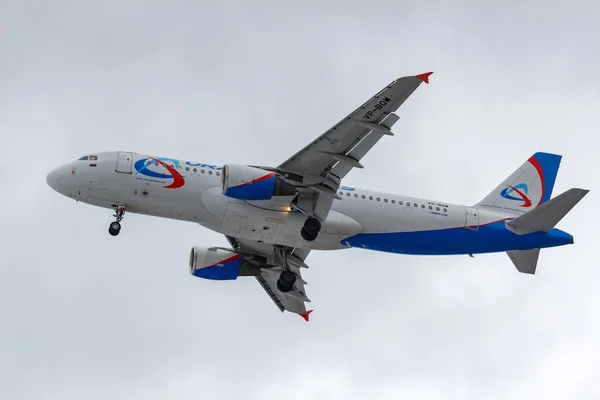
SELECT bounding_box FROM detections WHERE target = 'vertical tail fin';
[475,152,562,215]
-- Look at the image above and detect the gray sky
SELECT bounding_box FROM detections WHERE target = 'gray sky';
[1,1,599,399]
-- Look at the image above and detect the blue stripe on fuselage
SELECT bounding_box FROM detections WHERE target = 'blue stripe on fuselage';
[341,221,573,255]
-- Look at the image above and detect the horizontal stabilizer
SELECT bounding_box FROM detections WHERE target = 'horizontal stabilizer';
[507,249,540,274]
[506,188,589,234]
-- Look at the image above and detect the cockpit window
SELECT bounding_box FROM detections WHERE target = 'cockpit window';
[78,155,98,161]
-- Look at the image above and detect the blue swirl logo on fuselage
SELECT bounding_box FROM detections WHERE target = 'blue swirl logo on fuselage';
[134,157,185,189]
[133,157,224,189]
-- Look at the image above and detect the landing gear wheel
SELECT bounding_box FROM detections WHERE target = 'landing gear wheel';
[301,217,321,241]
[277,270,296,293]
[304,217,321,233]
[108,221,121,236]
[109,204,125,237]
[301,227,318,241]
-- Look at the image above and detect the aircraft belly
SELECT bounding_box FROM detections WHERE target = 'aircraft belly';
[218,202,362,250]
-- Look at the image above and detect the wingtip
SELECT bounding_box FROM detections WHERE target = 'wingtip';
[416,71,434,83]
[300,310,313,321]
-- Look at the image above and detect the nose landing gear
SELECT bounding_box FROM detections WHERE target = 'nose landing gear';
[108,204,125,236]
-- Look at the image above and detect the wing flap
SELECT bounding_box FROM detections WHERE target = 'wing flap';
[330,123,389,178]
[255,274,286,312]
[226,236,312,318]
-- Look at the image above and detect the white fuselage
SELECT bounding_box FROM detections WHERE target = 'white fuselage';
[46,151,572,256]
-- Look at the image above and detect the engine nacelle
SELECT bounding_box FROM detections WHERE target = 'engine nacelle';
[221,164,295,201]
[189,246,261,280]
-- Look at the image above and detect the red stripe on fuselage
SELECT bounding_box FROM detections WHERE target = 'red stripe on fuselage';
[464,217,512,230]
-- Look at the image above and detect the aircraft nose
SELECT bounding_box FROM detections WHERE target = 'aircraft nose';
[46,166,65,192]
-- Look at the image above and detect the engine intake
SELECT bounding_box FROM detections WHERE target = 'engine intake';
[189,246,261,280]
[221,164,295,201]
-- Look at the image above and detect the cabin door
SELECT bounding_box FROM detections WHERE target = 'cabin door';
[465,207,479,231]
[116,152,133,174]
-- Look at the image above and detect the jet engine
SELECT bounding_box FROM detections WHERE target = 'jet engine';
[189,246,262,280]
[221,164,295,201]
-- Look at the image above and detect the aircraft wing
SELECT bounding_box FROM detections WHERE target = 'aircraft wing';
[225,236,313,320]
[276,72,432,220]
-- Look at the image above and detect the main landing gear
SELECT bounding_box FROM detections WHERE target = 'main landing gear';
[301,217,321,242]
[108,204,125,236]
[274,245,296,293]
[277,270,296,293]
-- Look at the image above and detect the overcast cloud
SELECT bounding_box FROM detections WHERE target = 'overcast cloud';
[1,1,599,399]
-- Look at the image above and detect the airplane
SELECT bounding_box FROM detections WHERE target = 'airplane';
[46,72,589,321]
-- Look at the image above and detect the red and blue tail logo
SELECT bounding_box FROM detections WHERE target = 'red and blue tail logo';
[476,152,561,214]
[500,183,532,207]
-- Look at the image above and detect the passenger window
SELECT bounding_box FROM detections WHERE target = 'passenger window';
[384,198,388,203]
[376,197,380,201]
[414,203,418,208]
[421,204,425,209]
[354,194,358,198]
[178,166,182,170]
[216,172,220,176]
[369,196,373,200]
[391,200,395,204]
[193,168,197,173]
[406,202,411,206]
[428,206,433,210]
[346,192,351,197]
[399,201,403,205]
[443,208,447,212]
[185,167,190,171]
[208,171,213,175]
[436,207,440,211]
[201,169,205,173]
[362,195,366,199]
[339,191,343,196]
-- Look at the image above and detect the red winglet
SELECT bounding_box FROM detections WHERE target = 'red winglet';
[300,310,313,322]
[416,71,434,84]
